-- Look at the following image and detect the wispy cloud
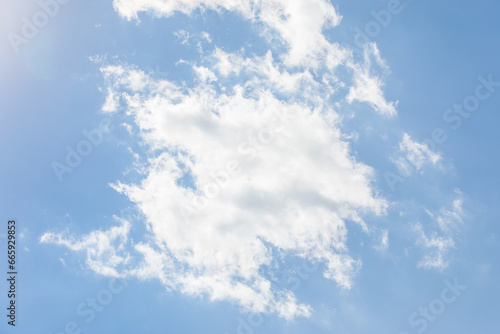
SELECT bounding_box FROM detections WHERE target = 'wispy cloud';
[426,189,464,232]
[41,217,131,277]
[394,133,442,174]
[374,229,389,251]
[346,43,398,117]
[414,223,455,271]
[414,190,465,271]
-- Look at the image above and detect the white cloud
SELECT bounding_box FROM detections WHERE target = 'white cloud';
[193,65,218,83]
[211,48,317,94]
[201,31,212,42]
[394,133,441,174]
[414,223,454,271]
[346,44,398,117]
[112,0,397,114]
[375,229,389,251]
[42,0,401,319]
[112,0,255,22]
[43,57,388,318]
[102,87,120,112]
[414,191,464,270]
[426,189,464,232]
[174,30,191,45]
[41,217,131,277]
[112,0,343,67]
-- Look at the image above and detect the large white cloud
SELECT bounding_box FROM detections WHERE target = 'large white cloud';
[41,0,399,319]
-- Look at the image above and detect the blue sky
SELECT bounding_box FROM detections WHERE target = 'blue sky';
[1,0,499,333]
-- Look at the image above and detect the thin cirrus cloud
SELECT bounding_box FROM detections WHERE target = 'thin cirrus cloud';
[414,223,455,271]
[394,133,442,174]
[414,190,464,271]
[40,0,405,319]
